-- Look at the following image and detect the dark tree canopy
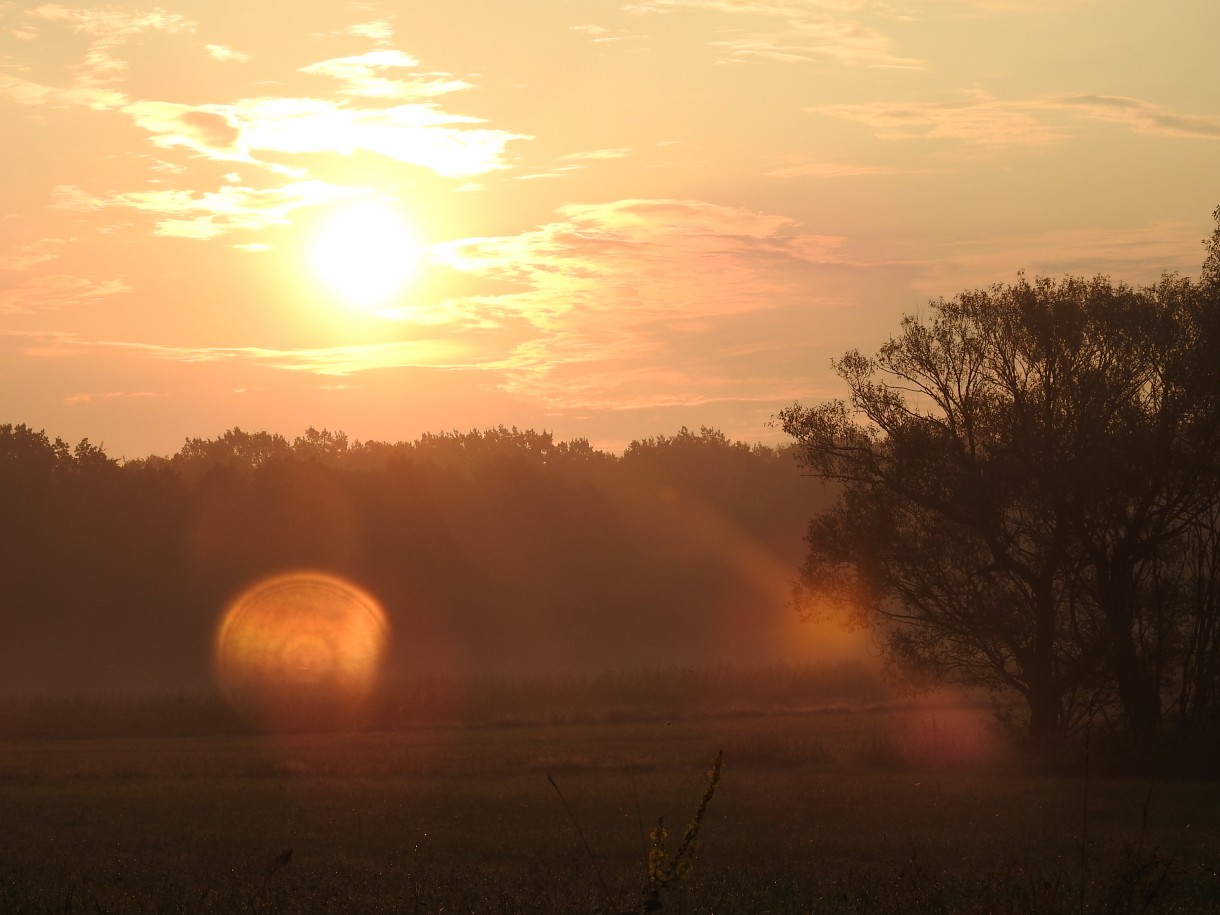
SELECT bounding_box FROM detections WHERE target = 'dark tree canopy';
[0,423,830,696]
[781,212,1220,744]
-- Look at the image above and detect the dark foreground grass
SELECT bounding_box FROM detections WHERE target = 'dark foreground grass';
[0,710,1217,913]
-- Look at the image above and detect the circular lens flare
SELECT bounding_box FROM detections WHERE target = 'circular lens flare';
[215,571,388,730]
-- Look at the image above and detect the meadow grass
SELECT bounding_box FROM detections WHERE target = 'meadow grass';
[0,675,1217,912]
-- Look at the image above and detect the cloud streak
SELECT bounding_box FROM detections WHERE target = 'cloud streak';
[624,0,921,68]
[1,328,496,375]
[0,274,129,315]
[52,181,359,239]
[812,90,1220,146]
[300,50,474,100]
[431,198,851,408]
[1051,95,1220,140]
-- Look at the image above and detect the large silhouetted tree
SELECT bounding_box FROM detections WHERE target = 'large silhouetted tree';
[781,213,1220,743]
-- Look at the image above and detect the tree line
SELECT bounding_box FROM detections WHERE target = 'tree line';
[781,208,1220,748]
[0,424,831,694]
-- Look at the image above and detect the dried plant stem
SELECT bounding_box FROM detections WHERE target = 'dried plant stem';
[547,773,614,908]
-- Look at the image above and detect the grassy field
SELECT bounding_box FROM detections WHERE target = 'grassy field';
[0,676,1217,913]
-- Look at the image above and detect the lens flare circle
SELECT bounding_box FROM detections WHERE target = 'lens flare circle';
[215,571,388,729]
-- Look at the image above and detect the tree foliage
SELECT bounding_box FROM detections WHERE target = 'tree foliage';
[781,214,1220,744]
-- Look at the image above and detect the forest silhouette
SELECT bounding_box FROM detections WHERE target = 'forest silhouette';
[0,423,835,701]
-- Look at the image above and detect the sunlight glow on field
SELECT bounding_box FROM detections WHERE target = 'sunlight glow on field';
[309,199,420,311]
[214,571,388,729]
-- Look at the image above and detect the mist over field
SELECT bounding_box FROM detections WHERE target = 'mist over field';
[0,424,859,703]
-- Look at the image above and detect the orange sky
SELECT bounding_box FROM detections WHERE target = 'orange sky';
[2,0,1218,459]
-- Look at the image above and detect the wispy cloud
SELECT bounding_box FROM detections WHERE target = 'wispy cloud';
[317,18,396,45]
[22,4,194,106]
[765,158,917,177]
[64,389,166,406]
[812,90,1220,147]
[51,181,359,239]
[122,100,245,159]
[559,147,634,161]
[205,44,250,63]
[1050,95,1220,140]
[0,236,67,271]
[436,198,844,317]
[624,1,866,13]
[623,0,920,68]
[229,96,529,177]
[118,90,527,180]
[570,23,634,43]
[812,90,1062,146]
[511,147,632,182]
[26,4,192,35]
[712,18,921,68]
[301,50,473,100]
[429,198,850,408]
[967,0,1097,10]
[2,329,494,376]
[0,273,128,314]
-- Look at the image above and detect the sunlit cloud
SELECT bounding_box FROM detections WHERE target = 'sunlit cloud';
[4,329,493,376]
[812,90,1062,146]
[0,237,66,271]
[560,148,633,161]
[430,198,851,408]
[118,92,526,179]
[23,4,194,107]
[623,0,919,68]
[0,274,128,314]
[967,0,1097,9]
[812,91,1220,147]
[301,50,473,100]
[512,148,633,183]
[1049,95,1220,140]
[64,389,166,406]
[230,96,529,177]
[6,15,528,187]
[26,4,193,36]
[570,23,633,43]
[61,180,358,239]
[123,100,245,159]
[318,18,395,45]
[438,199,845,319]
[765,159,916,177]
[624,1,868,13]
[205,44,251,63]
[712,18,921,68]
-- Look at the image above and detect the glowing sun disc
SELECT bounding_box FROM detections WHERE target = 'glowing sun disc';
[310,199,419,309]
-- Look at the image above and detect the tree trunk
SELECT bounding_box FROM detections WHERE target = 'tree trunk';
[1095,565,1162,744]
[1026,679,1063,742]
[1025,590,1064,742]
[1112,625,1162,744]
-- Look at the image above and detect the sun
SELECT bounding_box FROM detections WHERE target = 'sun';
[309,198,420,311]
